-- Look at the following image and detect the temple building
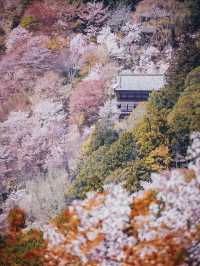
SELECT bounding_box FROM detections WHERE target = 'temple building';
[115,73,165,117]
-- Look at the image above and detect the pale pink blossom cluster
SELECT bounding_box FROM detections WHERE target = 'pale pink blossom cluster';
[41,134,200,265]
[69,79,107,125]
[0,100,68,179]
[43,184,134,265]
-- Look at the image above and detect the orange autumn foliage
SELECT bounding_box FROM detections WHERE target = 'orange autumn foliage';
[131,190,157,218]
[82,192,107,211]
[81,232,105,254]
[123,189,198,266]
[123,230,192,266]
[0,208,47,266]
[52,208,80,236]
[7,207,26,231]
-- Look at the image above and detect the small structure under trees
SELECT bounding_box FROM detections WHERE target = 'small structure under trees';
[115,73,165,117]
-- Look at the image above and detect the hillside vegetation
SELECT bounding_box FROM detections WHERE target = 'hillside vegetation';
[0,0,200,265]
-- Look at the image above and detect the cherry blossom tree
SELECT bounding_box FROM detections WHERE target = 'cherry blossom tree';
[0,100,68,179]
[24,2,58,28]
[77,2,109,34]
[69,79,106,126]
[59,1,109,34]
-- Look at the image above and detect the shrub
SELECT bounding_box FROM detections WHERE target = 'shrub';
[134,104,171,158]
[66,175,104,200]
[82,118,118,156]
[105,159,151,193]
[167,70,200,156]
[0,208,47,266]
[144,145,172,172]
[68,132,138,198]
[149,86,179,111]
[123,159,151,192]
[185,65,200,87]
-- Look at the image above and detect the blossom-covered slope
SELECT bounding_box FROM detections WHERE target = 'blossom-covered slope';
[0,0,172,180]
[0,1,200,265]
[0,0,174,222]
[39,134,200,266]
[1,134,200,265]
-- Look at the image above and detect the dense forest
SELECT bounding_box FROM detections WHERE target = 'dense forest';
[0,0,200,265]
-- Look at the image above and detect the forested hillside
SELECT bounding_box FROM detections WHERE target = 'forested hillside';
[0,0,200,265]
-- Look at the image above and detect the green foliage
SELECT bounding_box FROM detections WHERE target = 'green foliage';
[67,175,104,200]
[167,67,200,155]
[131,101,173,177]
[82,119,118,156]
[80,131,137,179]
[123,160,151,193]
[105,160,151,193]
[166,38,200,95]
[150,86,181,111]
[144,145,172,172]
[150,63,200,159]
[0,229,46,266]
[168,86,200,134]
[149,33,200,158]
[185,66,200,87]
[68,132,138,198]
[134,104,171,158]
[67,0,200,199]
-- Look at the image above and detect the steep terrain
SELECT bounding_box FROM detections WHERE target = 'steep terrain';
[0,0,200,265]
[0,0,172,216]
